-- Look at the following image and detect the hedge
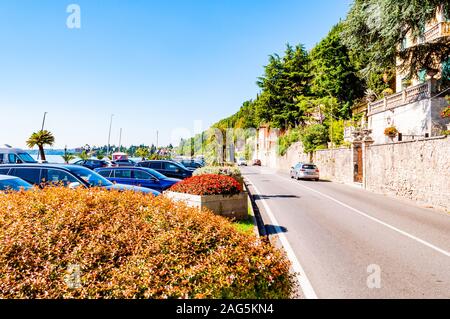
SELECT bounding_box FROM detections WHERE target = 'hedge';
[193,166,244,187]
[0,187,295,299]
[169,174,242,196]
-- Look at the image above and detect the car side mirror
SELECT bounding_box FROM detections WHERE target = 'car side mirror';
[16,159,23,164]
[68,182,81,189]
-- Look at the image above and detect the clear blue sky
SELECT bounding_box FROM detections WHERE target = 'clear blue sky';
[0,0,352,149]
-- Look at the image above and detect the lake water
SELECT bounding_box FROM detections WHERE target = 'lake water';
[31,155,142,164]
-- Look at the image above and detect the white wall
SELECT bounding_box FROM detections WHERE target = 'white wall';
[369,99,431,144]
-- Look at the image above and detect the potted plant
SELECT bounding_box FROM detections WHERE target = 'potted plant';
[442,96,450,130]
[384,126,399,140]
[164,174,248,220]
[382,88,394,97]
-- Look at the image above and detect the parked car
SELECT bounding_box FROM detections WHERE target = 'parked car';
[237,157,247,166]
[95,167,180,192]
[0,164,160,195]
[0,147,37,164]
[290,163,320,181]
[177,159,204,170]
[73,159,111,170]
[252,159,262,166]
[136,160,193,179]
[0,175,33,191]
[111,159,136,167]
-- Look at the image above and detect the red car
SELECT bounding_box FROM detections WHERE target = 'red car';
[252,159,262,166]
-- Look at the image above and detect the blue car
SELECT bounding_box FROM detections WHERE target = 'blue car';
[0,175,33,191]
[0,164,160,196]
[95,167,181,193]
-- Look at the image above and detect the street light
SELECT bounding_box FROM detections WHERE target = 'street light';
[107,114,114,156]
[37,112,48,161]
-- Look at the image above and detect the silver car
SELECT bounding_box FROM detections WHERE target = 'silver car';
[290,163,320,181]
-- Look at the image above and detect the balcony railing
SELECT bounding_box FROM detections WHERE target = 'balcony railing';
[423,21,450,43]
[368,82,432,116]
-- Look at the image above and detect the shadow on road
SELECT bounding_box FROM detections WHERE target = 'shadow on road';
[265,224,288,235]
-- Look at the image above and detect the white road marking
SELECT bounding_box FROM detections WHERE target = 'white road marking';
[280,174,450,258]
[248,180,318,299]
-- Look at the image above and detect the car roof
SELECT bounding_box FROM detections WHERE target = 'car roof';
[0,163,86,170]
[0,174,19,180]
[0,148,28,153]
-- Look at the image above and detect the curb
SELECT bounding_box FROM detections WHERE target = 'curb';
[243,178,268,240]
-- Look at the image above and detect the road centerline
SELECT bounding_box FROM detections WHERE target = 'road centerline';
[279,174,450,258]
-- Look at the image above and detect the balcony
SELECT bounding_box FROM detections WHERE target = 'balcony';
[368,82,432,116]
[424,21,450,43]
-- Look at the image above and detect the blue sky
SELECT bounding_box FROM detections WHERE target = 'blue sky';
[0,0,352,149]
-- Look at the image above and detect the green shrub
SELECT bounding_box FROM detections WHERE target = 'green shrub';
[277,129,301,156]
[0,187,294,299]
[301,124,328,153]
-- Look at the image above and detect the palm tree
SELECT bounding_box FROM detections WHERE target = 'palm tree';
[26,130,55,162]
[96,151,105,160]
[135,147,150,161]
[78,150,90,161]
[61,153,76,164]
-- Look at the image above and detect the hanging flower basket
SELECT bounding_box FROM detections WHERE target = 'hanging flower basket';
[441,106,450,119]
[384,126,398,138]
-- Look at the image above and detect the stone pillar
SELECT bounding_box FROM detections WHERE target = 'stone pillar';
[362,136,374,189]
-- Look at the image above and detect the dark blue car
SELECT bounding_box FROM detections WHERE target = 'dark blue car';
[95,167,181,192]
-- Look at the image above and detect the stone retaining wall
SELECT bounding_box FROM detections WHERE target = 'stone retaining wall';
[365,136,450,211]
[258,135,450,211]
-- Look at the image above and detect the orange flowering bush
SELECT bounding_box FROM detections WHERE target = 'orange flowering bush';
[170,174,242,196]
[0,187,294,299]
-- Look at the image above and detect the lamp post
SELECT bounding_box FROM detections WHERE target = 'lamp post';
[107,114,114,157]
[37,112,48,161]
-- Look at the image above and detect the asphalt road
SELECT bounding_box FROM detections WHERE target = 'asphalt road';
[241,166,450,299]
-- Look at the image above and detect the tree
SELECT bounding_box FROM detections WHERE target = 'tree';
[310,23,364,118]
[26,130,55,161]
[61,153,75,164]
[256,44,311,128]
[78,150,90,161]
[96,152,105,160]
[342,0,450,81]
[300,124,328,154]
[135,147,150,161]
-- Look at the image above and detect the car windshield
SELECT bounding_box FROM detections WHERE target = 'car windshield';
[18,153,37,163]
[176,162,188,169]
[140,167,167,180]
[0,178,32,191]
[303,164,317,170]
[68,166,113,187]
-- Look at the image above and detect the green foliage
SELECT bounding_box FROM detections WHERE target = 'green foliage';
[329,119,345,147]
[96,151,105,160]
[310,23,364,118]
[278,129,301,156]
[300,124,328,154]
[256,44,311,129]
[78,150,90,161]
[61,153,76,164]
[26,130,55,162]
[135,147,150,160]
[342,0,450,80]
